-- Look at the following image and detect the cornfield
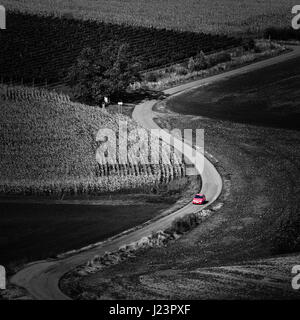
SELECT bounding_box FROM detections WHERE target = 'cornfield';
[0,85,185,195]
[0,11,239,86]
[2,0,294,35]
[0,84,70,103]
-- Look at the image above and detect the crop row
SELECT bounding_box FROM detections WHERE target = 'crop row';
[0,11,241,86]
[0,85,186,195]
[2,0,293,35]
[0,84,70,103]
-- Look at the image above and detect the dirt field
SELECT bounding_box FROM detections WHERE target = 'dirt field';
[71,58,300,299]
[0,172,201,271]
[0,201,168,269]
[3,0,294,35]
[167,56,300,130]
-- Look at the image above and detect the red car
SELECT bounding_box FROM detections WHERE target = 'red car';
[192,194,206,205]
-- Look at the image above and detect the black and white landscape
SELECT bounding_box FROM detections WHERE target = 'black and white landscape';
[0,0,299,301]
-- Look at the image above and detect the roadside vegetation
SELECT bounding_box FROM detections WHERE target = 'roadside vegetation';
[133,40,286,91]
[265,27,300,42]
[2,0,294,35]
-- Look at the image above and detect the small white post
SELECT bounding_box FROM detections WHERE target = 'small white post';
[0,5,5,30]
[118,101,123,113]
[0,265,6,290]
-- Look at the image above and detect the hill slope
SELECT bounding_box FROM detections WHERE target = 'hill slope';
[0,85,183,196]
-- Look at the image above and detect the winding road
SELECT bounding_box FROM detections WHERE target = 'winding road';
[10,46,300,300]
[10,94,222,301]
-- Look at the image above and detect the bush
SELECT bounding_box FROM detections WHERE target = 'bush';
[175,65,189,75]
[145,72,158,82]
[166,65,177,73]
[171,213,199,234]
[242,38,255,51]
[254,40,270,53]
[207,52,232,67]
[254,40,282,53]
[194,51,209,71]
[187,57,196,72]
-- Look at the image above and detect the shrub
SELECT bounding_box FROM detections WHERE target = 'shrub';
[145,72,158,82]
[207,52,232,67]
[187,57,196,72]
[171,213,199,234]
[242,38,255,51]
[194,51,209,71]
[175,65,189,75]
[166,65,177,73]
[253,40,282,53]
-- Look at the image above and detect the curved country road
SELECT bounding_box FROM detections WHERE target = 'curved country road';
[10,93,222,301]
[10,46,300,300]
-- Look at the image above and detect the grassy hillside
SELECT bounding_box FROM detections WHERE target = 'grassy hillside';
[0,85,184,196]
[2,0,294,35]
